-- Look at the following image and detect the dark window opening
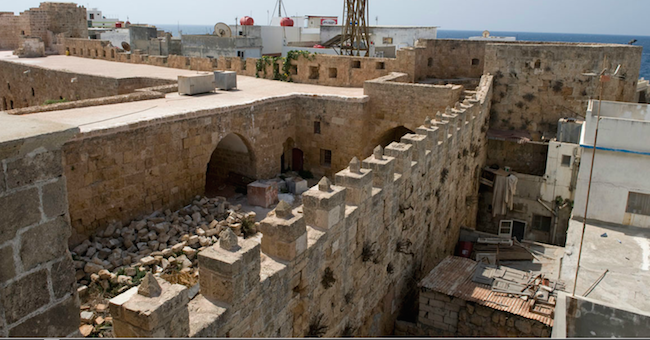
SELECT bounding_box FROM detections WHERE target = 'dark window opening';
[309,66,319,80]
[626,192,650,216]
[10,100,14,109]
[428,57,433,67]
[20,30,25,35]
[376,62,385,70]
[328,67,337,78]
[103,50,106,57]
[226,59,232,69]
[31,88,35,97]
[471,58,480,66]
[320,149,332,167]
[89,13,94,19]
[314,121,321,134]
[289,65,297,75]
[534,59,541,69]
[111,49,115,58]
[352,60,361,69]
[531,214,552,232]
[561,155,572,167]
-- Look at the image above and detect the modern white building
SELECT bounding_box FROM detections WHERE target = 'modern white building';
[320,25,438,58]
[86,8,120,28]
[573,100,650,227]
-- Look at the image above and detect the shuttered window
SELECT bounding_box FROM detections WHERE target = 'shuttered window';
[626,192,650,216]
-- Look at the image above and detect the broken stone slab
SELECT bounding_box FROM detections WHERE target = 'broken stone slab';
[80,310,95,323]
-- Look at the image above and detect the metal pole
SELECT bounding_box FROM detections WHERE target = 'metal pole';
[572,56,607,296]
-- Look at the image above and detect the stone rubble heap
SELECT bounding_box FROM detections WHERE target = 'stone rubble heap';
[70,196,258,292]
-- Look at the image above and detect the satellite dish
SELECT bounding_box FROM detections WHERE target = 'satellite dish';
[121,41,131,51]
[213,22,232,38]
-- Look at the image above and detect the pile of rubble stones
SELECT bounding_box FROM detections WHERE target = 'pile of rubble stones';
[71,196,258,296]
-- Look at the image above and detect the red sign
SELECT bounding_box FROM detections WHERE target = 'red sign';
[321,18,337,25]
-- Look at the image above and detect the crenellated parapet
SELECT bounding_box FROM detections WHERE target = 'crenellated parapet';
[108,74,493,338]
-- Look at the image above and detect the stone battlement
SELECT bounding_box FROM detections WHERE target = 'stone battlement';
[108,75,493,337]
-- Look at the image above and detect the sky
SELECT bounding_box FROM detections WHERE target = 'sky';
[5,0,649,36]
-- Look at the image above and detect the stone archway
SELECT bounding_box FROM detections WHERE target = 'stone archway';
[281,137,304,173]
[377,126,415,149]
[205,133,256,197]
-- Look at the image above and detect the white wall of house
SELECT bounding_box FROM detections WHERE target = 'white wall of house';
[541,140,582,203]
[573,100,650,227]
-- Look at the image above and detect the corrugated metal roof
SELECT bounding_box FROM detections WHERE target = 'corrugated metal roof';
[419,256,554,326]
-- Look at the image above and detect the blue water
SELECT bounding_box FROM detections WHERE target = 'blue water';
[155,25,650,79]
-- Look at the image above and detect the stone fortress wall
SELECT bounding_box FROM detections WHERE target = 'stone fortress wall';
[0,59,174,111]
[62,74,472,246]
[108,75,494,337]
[58,37,641,139]
[0,3,87,51]
[0,118,81,337]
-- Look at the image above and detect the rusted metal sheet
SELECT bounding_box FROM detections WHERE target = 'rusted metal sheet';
[420,256,554,326]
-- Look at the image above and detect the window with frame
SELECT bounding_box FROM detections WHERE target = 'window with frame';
[320,149,332,167]
[531,214,552,232]
[626,192,650,216]
[382,37,393,44]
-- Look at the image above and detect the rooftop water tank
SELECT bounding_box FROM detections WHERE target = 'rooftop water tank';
[280,17,294,27]
[240,16,254,26]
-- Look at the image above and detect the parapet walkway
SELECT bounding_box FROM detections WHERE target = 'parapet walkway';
[0,51,365,135]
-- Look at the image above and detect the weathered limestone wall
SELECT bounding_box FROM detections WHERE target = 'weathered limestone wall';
[414,291,551,337]
[61,38,419,87]
[485,43,642,139]
[110,75,493,337]
[414,39,489,81]
[0,117,80,337]
[485,139,549,175]
[0,59,175,111]
[64,96,303,245]
[0,3,87,51]
[364,73,465,153]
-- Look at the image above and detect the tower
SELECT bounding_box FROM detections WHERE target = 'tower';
[340,0,370,56]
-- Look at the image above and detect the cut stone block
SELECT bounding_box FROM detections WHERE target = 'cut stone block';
[302,182,346,230]
[178,74,215,96]
[214,71,237,90]
[247,181,278,208]
[109,277,189,337]
[198,237,260,304]
[286,177,309,195]
[259,206,307,261]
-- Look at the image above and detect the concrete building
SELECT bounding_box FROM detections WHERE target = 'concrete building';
[320,25,439,58]
[573,100,650,227]
[86,8,119,28]
[101,25,177,56]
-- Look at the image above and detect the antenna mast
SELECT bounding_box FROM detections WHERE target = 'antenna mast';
[340,0,370,57]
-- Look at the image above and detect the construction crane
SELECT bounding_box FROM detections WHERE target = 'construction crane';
[340,0,370,56]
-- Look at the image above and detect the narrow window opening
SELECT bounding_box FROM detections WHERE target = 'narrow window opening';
[314,121,321,134]
[534,59,541,69]
[31,88,35,97]
[309,66,319,80]
[328,68,338,79]
[320,149,332,167]
[352,60,361,69]
[376,62,385,70]
[561,155,572,167]
[428,57,433,67]
[471,58,480,66]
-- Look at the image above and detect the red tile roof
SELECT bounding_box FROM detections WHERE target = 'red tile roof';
[419,256,554,326]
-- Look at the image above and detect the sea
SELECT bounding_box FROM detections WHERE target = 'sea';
[155,25,650,79]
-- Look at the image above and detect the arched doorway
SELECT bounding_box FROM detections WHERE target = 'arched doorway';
[377,126,415,149]
[206,133,255,197]
[281,137,303,173]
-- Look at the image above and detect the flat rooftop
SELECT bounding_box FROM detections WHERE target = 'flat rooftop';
[560,218,650,314]
[0,52,365,135]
